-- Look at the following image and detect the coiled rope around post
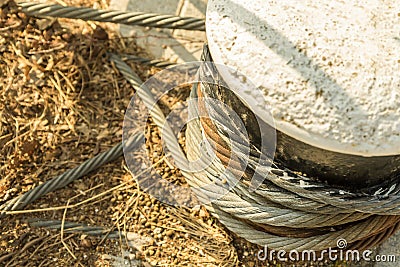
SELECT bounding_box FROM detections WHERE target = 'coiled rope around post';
[17,1,205,31]
[181,44,400,251]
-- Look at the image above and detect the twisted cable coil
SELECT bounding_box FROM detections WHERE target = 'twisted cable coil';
[181,44,400,251]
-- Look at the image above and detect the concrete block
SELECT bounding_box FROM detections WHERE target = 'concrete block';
[109,0,206,62]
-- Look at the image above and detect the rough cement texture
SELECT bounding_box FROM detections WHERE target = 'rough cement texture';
[374,232,400,266]
[109,0,206,62]
[207,0,400,156]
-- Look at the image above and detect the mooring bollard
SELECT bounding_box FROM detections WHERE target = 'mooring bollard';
[205,0,400,188]
[182,0,400,255]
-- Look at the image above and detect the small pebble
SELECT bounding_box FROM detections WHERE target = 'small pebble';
[165,229,174,237]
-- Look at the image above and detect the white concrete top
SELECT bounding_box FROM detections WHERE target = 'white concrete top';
[206,0,400,156]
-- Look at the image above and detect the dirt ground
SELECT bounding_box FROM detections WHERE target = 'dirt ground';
[0,1,347,266]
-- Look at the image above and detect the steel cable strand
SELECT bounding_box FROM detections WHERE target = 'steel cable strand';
[347,221,400,251]
[203,185,371,228]
[28,219,147,240]
[109,53,190,172]
[121,54,176,68]
[229,181,370,224]
[30,220,109,236]
[0,132,143,219]
[258,169,400,215]
[248,181,350,215]
[17,1,205,31]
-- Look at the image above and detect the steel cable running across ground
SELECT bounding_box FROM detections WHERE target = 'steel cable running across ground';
[17,1,205,31]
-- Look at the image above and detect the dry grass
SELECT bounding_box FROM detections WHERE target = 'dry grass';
[0,1,240,266]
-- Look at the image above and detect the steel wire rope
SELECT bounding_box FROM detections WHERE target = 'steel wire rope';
[17,1,205,31]
[0,132,143,218]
